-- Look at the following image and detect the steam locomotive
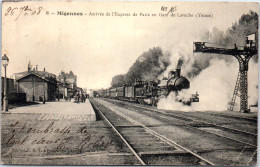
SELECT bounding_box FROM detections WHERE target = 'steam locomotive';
[96,68,199,106]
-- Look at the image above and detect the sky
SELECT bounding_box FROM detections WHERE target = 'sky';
[2,1,259,89]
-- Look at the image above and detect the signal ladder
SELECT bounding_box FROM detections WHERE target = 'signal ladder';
[229,72,241,111]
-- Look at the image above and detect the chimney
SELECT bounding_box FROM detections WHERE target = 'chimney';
[28,61,32,72]
[36,65,38,72]
[44,67,45,72]
[175,68,181,78]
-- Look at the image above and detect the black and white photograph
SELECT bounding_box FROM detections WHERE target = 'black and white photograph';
[1,1,259,166]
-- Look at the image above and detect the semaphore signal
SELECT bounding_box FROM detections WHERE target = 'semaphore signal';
[193,33,258,113]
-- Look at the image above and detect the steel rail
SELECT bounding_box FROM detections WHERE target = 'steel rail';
[108,99,257,137]
[105,98,257,147]
[125,102,257,147]
[101,101,216,166]
[203,112,257,123]
[90,101,146,165]
[135,104,257,137]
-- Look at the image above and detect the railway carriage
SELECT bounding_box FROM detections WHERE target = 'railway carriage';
[100,90,106,97]
[124,85,135,101]
[110,88,117,98]
[103,89,109,98]
[116,86,125,99]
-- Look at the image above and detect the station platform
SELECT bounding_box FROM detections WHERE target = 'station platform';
[5,99,96,121]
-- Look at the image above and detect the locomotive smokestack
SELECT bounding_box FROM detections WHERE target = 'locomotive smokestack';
[175,57,183,77]
[175,68,181,77]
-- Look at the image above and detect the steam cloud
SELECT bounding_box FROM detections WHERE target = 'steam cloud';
[157,54,258,112]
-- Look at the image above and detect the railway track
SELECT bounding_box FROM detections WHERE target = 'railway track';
[202,112,257,123]
[90,99,216,165]
[103,98,257,148]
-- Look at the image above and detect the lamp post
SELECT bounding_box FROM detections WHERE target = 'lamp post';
[42,74,46,104]
[2,54,9,112]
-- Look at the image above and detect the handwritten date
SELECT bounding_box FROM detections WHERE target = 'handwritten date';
[5,6,43,21]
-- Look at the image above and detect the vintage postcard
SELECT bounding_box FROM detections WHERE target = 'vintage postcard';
[1,1,258,166]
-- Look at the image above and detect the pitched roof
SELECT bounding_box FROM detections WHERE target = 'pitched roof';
[14,71,29,79]
[16,72,56,84]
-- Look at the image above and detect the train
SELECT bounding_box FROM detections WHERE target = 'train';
[96,68,199,106]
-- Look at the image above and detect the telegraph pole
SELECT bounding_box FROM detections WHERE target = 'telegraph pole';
[193,33,257,113]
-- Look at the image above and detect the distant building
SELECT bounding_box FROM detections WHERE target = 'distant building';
[57,81,71,100]
[57,70,77,89]
[14,62,57,102]
[75,87,84,94]
[57,70,77,99]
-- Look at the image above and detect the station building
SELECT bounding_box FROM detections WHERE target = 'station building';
[14,62,57,102]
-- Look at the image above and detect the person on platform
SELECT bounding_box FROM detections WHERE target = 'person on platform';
[75,92,80,103]
[81,93,85,103]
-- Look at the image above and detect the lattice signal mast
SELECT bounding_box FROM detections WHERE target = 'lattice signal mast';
[193,33,257,113]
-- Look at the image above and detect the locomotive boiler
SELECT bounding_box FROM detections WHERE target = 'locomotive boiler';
[167,69,190,91]
[158,68,199,105]
[158,69,190,95]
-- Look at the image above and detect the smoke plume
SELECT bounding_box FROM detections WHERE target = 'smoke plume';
[157,11,258,111]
